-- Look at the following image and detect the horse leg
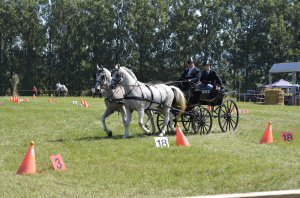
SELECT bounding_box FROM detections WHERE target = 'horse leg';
[169,113,176,132]
[120,105,127,137]
[159,108,170,137]
[101,109,114,137]
[138,109,151,134]
[123,107,132,138]
[145,110,156,134]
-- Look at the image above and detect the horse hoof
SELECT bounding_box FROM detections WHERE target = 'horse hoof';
[107,131,112,137]
[122,135,128,139]
[159,133,164,137]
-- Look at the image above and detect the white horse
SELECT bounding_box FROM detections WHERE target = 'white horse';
[95,65,156,138]
[55,83,68,97]
[110,65,186,137]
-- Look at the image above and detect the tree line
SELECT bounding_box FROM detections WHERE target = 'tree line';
[0,0,299,96]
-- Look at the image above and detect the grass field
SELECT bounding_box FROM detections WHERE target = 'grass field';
[0,96,299,198]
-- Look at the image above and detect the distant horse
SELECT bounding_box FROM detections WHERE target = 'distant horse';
[95,65,156,138]
[55,83,68,97]
[110,65,186,137]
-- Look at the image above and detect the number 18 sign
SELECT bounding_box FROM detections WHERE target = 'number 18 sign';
[154,137,169,148]
[281,132,295,142]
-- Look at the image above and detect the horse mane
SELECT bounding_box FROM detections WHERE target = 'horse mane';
[102,67,110,75]
[120,67,137,80]
[103,68,112,81]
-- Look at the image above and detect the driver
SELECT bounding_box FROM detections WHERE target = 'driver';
[179,57,200,91]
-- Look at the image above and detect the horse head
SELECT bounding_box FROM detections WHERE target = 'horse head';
[95,65,111,91]
[110,64,124,89]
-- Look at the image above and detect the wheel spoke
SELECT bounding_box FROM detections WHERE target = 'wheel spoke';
[229,119,234,130]
[225,120,229,131]
[221,118,227,129]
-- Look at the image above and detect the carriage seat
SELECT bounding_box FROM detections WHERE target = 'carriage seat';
[194,83,224,92]
[193,82,225,105]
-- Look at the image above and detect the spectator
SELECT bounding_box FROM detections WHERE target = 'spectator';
[32,86,38,96]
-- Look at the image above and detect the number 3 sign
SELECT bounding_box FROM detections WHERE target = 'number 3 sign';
[50,154,66,170]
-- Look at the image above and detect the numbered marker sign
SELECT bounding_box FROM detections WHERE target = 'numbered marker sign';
[154,137,169,148]
[281,132,295,142]
[50,154,66,170]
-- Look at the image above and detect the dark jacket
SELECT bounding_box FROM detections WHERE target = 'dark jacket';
[200,69,223,88]
[179,67,201,91]
[180,67,201,83]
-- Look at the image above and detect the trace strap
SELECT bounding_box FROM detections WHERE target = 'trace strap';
[124,83,163,110]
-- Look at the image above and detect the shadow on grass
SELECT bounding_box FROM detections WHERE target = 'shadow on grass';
[74,133,159,141]
[46,138,64,143]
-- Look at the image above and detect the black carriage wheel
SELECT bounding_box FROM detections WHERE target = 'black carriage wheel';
[181,112,192,132]
[192,106,212,135]
[218,99,239,132]
[156,112,177,133]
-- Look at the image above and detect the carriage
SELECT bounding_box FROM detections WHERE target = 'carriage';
[156,81,239,135]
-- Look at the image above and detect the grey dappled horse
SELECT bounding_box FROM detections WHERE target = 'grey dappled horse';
[55,83,68,97]
[110,65,186,137]
[95,65,156,138]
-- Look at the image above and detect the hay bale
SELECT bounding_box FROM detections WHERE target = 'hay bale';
[264,89,284,105]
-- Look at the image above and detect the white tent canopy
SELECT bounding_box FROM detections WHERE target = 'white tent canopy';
[265,79,299,88]
[269,62,300,84]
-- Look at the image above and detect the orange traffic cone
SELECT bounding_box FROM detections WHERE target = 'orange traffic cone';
[16,141,36,175]
[48,98,52,103]
[10,96,13,102]
[176,124,190,146]
[80,99,84,105]
[83,100,88,108]
[260,122,273,144]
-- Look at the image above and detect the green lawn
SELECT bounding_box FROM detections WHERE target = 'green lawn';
[0,96,299,197]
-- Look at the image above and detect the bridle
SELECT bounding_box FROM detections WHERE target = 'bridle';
[95,70,107,88]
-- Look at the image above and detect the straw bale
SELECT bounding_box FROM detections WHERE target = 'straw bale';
[264,89,284,105]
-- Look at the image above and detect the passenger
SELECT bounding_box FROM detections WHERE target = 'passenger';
[200,62,223,90]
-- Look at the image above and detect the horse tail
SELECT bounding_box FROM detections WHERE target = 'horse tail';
[169,86,186,114]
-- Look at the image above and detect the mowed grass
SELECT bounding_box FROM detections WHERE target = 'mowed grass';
[0,96,299,197]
